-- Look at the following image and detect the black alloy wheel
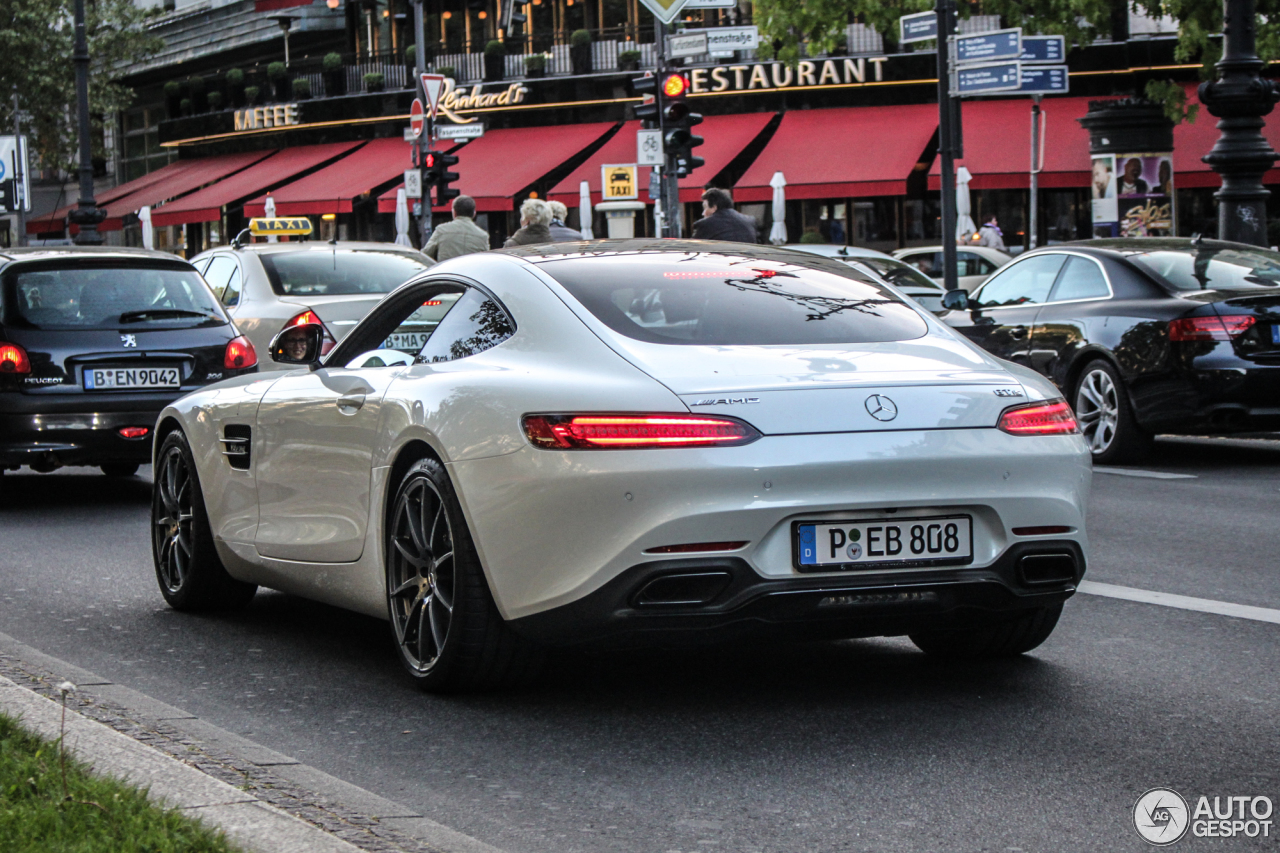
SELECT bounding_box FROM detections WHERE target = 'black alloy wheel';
[1072,359,1152,464]
[151,430,257,610]
[385,457,543,691]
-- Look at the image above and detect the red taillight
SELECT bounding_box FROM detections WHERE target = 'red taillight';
[523,414,761,449]
[1168,314,1256,341]
[1012,525,1071,536]
[998,400,1079,436]
[0,342,31,374]
[284,312,336,355]
[224,335,257,370]
[644,541,749,554]
[118,426,150,439]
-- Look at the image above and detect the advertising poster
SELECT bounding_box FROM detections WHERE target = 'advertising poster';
[1115,153,1174,237]
[1091,154,1118,236]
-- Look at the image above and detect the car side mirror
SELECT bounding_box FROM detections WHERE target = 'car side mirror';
[942,289,972,312]
[269,324,324,368]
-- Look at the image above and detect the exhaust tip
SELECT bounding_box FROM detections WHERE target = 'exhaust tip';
[1017,553,1077,585]
[634,572,733,607]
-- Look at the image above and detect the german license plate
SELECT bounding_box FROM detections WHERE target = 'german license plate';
[795,515,973,571]
[385,332,430,352]
[83,366,180,390]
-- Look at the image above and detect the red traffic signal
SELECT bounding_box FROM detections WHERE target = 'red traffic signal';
[662,73,689,98]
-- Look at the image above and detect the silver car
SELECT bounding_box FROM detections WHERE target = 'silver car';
[191,241,438,370]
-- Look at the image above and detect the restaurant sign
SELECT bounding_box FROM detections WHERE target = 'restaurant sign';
[234,103,300,132]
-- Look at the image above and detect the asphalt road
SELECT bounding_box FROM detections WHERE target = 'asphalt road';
[2,437,1278,852]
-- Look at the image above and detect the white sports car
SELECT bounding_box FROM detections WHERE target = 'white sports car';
[151,241,1091,691]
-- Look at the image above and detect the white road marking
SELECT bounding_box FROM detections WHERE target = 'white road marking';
[1093,467,1197,480]
[1079,580,1280,625]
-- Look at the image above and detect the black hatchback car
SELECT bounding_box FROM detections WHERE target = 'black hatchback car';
[941,237,1280,463]
[0,247,257,480]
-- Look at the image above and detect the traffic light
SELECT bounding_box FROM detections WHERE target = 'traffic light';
[631,72,659,125]
[423,150,461,206]
[658,73,704,177]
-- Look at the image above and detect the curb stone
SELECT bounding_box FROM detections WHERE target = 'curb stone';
[0,642,505,853]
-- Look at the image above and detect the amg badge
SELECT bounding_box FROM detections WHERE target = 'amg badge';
[691,397,760,406]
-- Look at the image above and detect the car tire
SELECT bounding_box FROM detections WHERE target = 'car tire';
[1072,359,1151,464]
[101,463,140,477]
[151,430,257,611]
[908,603,1063,659]
[386,457,543,692]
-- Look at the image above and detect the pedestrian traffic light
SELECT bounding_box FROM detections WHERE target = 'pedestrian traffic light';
[659,73,704,177]
[631,72,659,125]
[424,150,460,206]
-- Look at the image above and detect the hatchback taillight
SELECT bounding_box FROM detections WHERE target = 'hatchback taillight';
[284,311,336,355]
[0,342,31,374]
[998,400,1080,436]
[224,336,257,370]
[1168,314,1256,341]
[523,414,761,449]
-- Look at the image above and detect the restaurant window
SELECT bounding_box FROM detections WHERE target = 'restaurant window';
[903,198,941,246]
[119,107,173,183]
[852,198,898,252]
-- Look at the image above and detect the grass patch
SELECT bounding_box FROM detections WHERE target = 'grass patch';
[0,710,241,852]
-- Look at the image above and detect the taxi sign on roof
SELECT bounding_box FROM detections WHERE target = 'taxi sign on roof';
[249,217,313,236]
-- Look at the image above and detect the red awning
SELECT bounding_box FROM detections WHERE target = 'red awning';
[93,151,272,233]
[150,142,360,227]
[245,138,417,217]
[735,105,938,202]
[27,159,205,235]
[546,114,775,207]
[377,122,616,213]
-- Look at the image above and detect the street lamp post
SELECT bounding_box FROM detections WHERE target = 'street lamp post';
[1198,0,1280,245]
[69,0,104,245]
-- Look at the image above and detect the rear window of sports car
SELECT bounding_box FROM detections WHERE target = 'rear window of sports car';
[535,252,928,345]
[259,249,431,296]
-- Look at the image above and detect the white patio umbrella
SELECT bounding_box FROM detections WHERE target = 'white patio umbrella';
[138,205,154,251]
[956,166,977,244]
[393,188,412,247]
[263,194,278,243]
[578,180,593,240]
[768,171,787,245]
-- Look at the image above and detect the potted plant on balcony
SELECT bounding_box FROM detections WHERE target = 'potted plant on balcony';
[163,80,183,119]
[570,29,592,75]
[523,53,546,79]
[363,72,385,93]
[207,90,224,111]
[618,49,641,71]
[179,97,193,116]
[484,39,505,82]
[244,85,260,106]
[226,68,246,107]
[323,52,345,97]
[292,78,311,100]
[436,65,455,80]
[187,75,207,112]
[268,61,289,101]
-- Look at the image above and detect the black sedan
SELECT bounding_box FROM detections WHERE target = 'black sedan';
[940,238,1280,463]
[0,247,257,481]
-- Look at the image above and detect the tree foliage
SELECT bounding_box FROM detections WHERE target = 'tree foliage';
[750,0,1280,123]
[0,0,161,174]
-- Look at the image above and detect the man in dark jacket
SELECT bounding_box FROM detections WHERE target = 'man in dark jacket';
[691,188,759,243]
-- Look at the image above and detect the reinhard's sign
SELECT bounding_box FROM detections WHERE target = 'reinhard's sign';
[234,104,300,132]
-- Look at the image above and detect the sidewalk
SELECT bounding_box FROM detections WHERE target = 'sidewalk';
[0,632,505,853]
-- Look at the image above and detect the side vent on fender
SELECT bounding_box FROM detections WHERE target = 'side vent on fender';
[221,424,251,471]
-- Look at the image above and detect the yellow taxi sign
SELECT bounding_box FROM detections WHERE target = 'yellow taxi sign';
[248,217,313,236]
[601,164,638,200]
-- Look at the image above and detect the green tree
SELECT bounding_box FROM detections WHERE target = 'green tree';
[750,0,1277,122]
[0,0,161,173]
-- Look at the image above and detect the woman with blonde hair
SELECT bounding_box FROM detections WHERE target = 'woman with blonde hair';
[504,198,554,247]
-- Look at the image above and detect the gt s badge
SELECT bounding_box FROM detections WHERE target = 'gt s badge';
[120,334,137,348]
[865,394,898,422]
[691,397,760,406]
[993,388,1024,398]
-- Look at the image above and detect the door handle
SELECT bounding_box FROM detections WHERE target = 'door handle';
[336,393,366,415]
[1009,326,1028,340]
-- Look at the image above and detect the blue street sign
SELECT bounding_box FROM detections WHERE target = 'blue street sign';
[954,28,1022,65]
[954,61,1022,95]
[1020,35,1066,63]
[1018,64,1070,94]
[899,11,937,44]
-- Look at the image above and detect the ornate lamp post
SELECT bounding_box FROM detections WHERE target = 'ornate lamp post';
[1198,0,1280,245]
[68,0,105,245]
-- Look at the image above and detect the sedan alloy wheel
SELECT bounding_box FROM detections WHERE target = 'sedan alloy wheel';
[1075,367,1119,455]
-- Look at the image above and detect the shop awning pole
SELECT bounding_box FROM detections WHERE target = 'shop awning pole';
[935,0,959,291]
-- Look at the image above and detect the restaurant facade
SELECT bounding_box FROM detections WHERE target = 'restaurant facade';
[25,0,1280,254]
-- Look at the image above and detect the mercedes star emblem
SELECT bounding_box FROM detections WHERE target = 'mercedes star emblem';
[865,394,898,422]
